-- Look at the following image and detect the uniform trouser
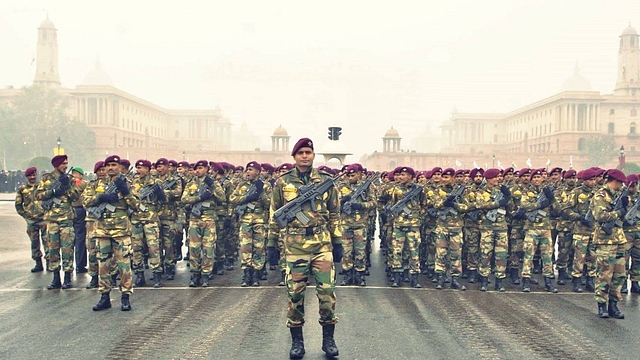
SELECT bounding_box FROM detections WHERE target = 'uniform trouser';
[86,221,98,276]
[286,251,337,328]
[46,221,75,272]
[425,225,437,269]
[556,230,573,270]
[521,229,553,278]
[214,215,232,263]
[239,222,266,270]
[278,234,286,271]
[174,214,186,256]
[508,226,525,269]
[223,218,239,260]
[464,227,481,271]
[97,235,133,294]
[571,234,596,278]
[131,222,161,273]
[188,218,216,275]
[627,230,640,281]
[434,226,463,276]
[593,243,626,303]
[73,207,87,270]
[159,220,176,268]
[479,228,508,278]
[341,227,366,272]
[389,225,421,274]
[26,220,47,260]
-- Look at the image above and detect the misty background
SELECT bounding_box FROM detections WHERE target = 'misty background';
[2,0,640,160]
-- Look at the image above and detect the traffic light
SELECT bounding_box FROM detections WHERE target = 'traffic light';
[328,126,342,141]
[328,128,334,140]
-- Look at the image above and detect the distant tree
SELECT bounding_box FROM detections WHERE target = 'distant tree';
[0,85,96,169]
[580,135,617,168]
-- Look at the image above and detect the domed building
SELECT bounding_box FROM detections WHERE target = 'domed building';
[561,63,591,92]
[271,125,290,151]
[82,58,114,86]
[382,126,401,152]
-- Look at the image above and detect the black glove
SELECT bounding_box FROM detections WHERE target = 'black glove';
[498,197,509,207]
[513,208,526,220]
[200,190,213,201]
[59,175,70,187]
[246,192,260,202]
[443,198,455,208]
[580,215,592,227]
[254,179,264,194]
[332,243,344,263]
[500,185,511,197]
[114,176,130,196]
[618,207,628,218]
[340,195,352,206]
[560,211,571,220]
[267,247,279,266]
[224,218,232,229]
[445,194,456,203]
[380,212,388,224]
[350,203,364,211]
[539,199,551,209]
[98,193,118,203]
[543,186,554,201]
[153,185,166,201]
[621,195,630,208]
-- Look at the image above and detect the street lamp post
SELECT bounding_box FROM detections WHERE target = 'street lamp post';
[56,137,61,155]
[492,154,496,167]
[182,150,186,160]
[619,145,626,170]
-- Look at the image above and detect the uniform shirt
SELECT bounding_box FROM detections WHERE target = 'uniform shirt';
[383,182,427,227]
[473,184,508,230]
[464,182,485,229]
[130,174,162,223]
[156,172,184,221]
[591,185,627,245]
[430,183,468,228]
[337,179,377,228]
[15,182,43,221]
[555,182,576,232]
[229,178,272,224]
[519,185,559,230]
[564,185,595,236]
[82,174,138,238]
[180,175,226,221]
[35,171,79,222]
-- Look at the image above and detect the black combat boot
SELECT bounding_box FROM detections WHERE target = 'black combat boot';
[631,281,640,293]
[585,276,595,292]
[495,277,505,292]
[340,269,353,286]
[153,273,162,288]
[165,265,175,280]
[183,251,189,261]
[92,292,111,311]
[279,271,286,286]
[544,277,558,293]
[242,268,252,287]
[410,273,422,288]
[260,267,268,280]
[289,327,305,359]
[451,276,466,290]
[216,261,225,275]
[61,272,73,289]
[201,273,210,287]
[510,268,520,285]
[189,273,200,287]
[436,273,446,290]
[557,269,567,285]
[321,324,339,357]
[225,258,235,271]
[357,271,366,286]
[621,279,628,294]
[121,293,132,311]
[31,258,44,273]
[86,275,99,289]
[403,269,410,283]
[479,276,488,292]
[425,267,434,279]
[252,268,261,286]
[572,277,583,293]
[47,271,62,290]
[134,272,145,287]
[597,302,609,318]
[391,272,401,288]
[522,277,531,292]
[468,270,477,284]
[608,299,624,319]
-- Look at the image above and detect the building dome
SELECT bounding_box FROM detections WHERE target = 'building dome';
[273,125,288,136]
[82,58,114,86]
[384,126,400,138]
[39,18,55,29]
[561,63,591,92]
[622,24,638,36]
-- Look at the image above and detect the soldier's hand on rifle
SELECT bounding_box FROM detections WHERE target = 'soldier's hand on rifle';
[543,186,554,201]
[51,186,65,196]
[114,176,130,195]
[332,244,343,263]
[350,203,363,211]
[580,215,592,226]
[380,212,388,224]
[444,194,455,207]
[59,174,70,187]
[254,179,264,194]
[498,197,509,207]
[204,176,214,187]
[200,190,213,201]
[500,185,511,197]
[246,191,260,202]
[621,194,630,208]
[98,193,118,203]
[340,195,351,206]
[153,184,166,201]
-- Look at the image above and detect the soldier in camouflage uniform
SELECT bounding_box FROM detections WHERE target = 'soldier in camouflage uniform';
[175,161,191,262]
[508,168,531,284]
[154,158,183,280]
[266,138,342,359]
[518,168,558,293]
[15,166,47,273]
[84,161,106,289]
[181,160,226,287]
[473,168,510,291]
[130,159,165,288]
[70,166,88,274]
[229,161,272,286]
[423,167,442,280]
[590,169,628,319]
[462,168,484,283]
[83,155,137,311]
[555,169,578,286]
[35,155,79,290]
[563,168,598,293]
[622,174,640,293]
[212,162,235,275]
[336,165,376,286]
[546,167,564,274]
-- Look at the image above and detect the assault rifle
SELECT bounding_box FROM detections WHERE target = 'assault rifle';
[236,182,259,219]
[386,183,423,218]
[86,174,124,219]
[342,174,375,215]
[138,178,177,202]
[436,184,466,221]
[191,176,213,217]
[583,208,595,227]
[601,188,629,235]
[486,191,506,222]
[41,171,72,210]
[524,186,552,222]
[273,174,341,228]
[625,196,640,226]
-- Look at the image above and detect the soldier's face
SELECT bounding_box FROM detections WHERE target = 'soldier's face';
[550,172,561,182]
[397,172,412,184]
[417,175,426,183]
[246,167,259,180]
[432,172,442,182]
[455,174,464,183]
[566,176,577,186]
[119,165,128,174]
[136,166,149,177]
[168,165,176,173]
[27,174,37,183]
[96,167,106,178]
[56,160,69,173]
[347,173,359,184]
[531,174,543,186]
[177,167,186,174]
[630,184,637,194]
[505,173,513,181]
[72,171,82,180]
[473,174,483,185]
[583,178,595,188]
[293,148,315,168]
[609,179,624,191]
[487,177,499,186]
[442,174,453,185]
[156,164,168,175]
[106,162,120,176]
[520,175,530,184]
[195,166,208,177]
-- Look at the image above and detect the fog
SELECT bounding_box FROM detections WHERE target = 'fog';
[2,0,640,159]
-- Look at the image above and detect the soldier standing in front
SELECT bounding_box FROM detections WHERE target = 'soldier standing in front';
[15,166,47,273]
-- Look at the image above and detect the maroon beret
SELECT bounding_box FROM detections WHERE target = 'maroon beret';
[261,163,275,173]
[135,159,152,168]
[577,170,585,180]
[529,168,544,181]
[168,160,178,167]
[504,167,514,174]
[105,155,121,164]
[345,165,359,174]
[291,137,314,156]
[351,163,364,172]
[25,167,37,177]
[455,169,466,176]
[246,161,261,171]
[518,168,531,177]
[120,159,131,168]
[392,166,403,175]
[549,167,563,175]
[388,172,395,181]
[563,170,577,179]
[431,167,443,174]
[581,169,597,180]
[626,174,639,186]
[442,168,455,176]
[235,166,244,171]
[470,168,484,179]
[606,169,626,183]
[484,168,501,179]
[399,166,415,177]
[208,162,223,174]
[194,160,209,168]
[155,158,169,166]
[594,168,606,177]
[51,155,68,168]
[425,170,433,179]
[189,163,196,168]
[93,161,104,173]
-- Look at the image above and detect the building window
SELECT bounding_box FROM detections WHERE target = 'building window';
[631,122,637,135]
[578,138,586,151]
[608,122,615,134]
[610,109,615,115]
[632,37,636,47]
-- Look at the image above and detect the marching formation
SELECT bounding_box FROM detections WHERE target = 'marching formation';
[13,136,640,358]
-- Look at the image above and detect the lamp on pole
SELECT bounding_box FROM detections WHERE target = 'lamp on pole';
[56,137,61,155]
[492,154,496,167]
[182,150,186,160]
[619,145,626,170]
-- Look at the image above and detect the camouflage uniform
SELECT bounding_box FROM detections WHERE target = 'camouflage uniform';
[432,184,469,279]
[15,182,48,263]
[84,179,100,278]
[156,172,183,273]
[82,175,137,295]
[555,181,576,278]
[508,183,527,279]
[422,182,439,275]
[267,167,342,328]
[463,183,483,280]
[519,185,558,280]
[474,185,508,283]
[130,174,162,276]
[564,185,597,280]
[214,176,235,272]
[624,191,640,284]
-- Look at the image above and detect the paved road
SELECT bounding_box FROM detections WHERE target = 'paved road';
[1,200,640,359]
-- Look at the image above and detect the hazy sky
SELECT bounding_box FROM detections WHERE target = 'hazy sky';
[2,1,640,160]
